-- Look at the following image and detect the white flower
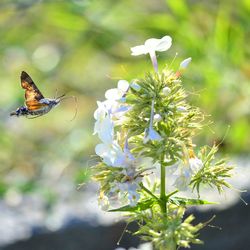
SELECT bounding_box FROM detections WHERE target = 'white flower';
[94,80,131,141]
[119,178,141,207]
[173,168,192,191]
[128,189,140,207]
[131,35,172,72]
[179,57,192,69]
[105,80,129,101]
[104,80,131,123]
[173,155,203,191]
[189,157,203,173]
[131,35,172,56]
[95,136,136,168]
[95,140,125,167]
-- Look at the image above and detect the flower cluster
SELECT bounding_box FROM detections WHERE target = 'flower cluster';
[92,35,233,249]
[93,80,158,207]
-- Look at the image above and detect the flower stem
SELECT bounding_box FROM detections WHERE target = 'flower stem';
[149,51,158,72]
[160,154,166,215]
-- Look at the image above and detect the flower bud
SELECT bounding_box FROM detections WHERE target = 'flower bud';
[154,114,162,122]
[162,86,171,96]
[130,82,141,91]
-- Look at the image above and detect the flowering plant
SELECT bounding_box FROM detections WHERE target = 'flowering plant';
[92,35,233,250]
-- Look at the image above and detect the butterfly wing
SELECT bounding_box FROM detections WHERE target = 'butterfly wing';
[21,71,47,111]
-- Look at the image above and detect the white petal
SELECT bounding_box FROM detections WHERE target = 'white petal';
[95,143,107,156]
[103,99,118,113]
[111,141,128,167]
[144,35,172,52]
[144,38,161,51]
[130,45,147,56]
[96,142,126,167]
[94,101,106,120]
[117,80,129,92]
[155,35,172,52]
[105,88,121,100]
[180,57,192,69]
[97,117,114,143]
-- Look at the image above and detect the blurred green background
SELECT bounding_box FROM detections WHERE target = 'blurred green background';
[0,0,249,227]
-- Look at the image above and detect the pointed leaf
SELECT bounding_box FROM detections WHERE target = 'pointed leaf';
[170,196,217,206]
[108,198,155,212]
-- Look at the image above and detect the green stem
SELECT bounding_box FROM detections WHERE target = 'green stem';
[160,154,167,215]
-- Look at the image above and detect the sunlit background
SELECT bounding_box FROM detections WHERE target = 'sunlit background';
[0,0,249,249]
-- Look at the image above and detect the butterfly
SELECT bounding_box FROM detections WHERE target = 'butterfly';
[10,71,66,118]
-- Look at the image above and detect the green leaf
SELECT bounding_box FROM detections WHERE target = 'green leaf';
[169,196,217,206]
[108,199,155,212]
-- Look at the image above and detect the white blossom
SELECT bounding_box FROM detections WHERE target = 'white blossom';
[131,36,172,56]
[105,80,129,101]
[173,168,192,191]
[94,79,131,142]
[131,35,172,72]
[95,140,125,167]
[189,157,203,173]
[173,155,203,191]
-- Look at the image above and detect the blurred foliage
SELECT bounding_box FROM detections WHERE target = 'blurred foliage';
[0,0,249,199]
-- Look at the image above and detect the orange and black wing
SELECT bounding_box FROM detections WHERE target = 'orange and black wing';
[21,71,47,111]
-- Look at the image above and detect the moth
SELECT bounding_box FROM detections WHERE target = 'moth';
[10,71,66,118]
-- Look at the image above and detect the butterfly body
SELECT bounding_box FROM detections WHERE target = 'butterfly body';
[10,71,62,118]
[10,98,60,117]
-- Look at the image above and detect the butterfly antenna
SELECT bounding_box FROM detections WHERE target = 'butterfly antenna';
[57,93,66,99]
[59,95,78,121]
[27,114,44,119]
